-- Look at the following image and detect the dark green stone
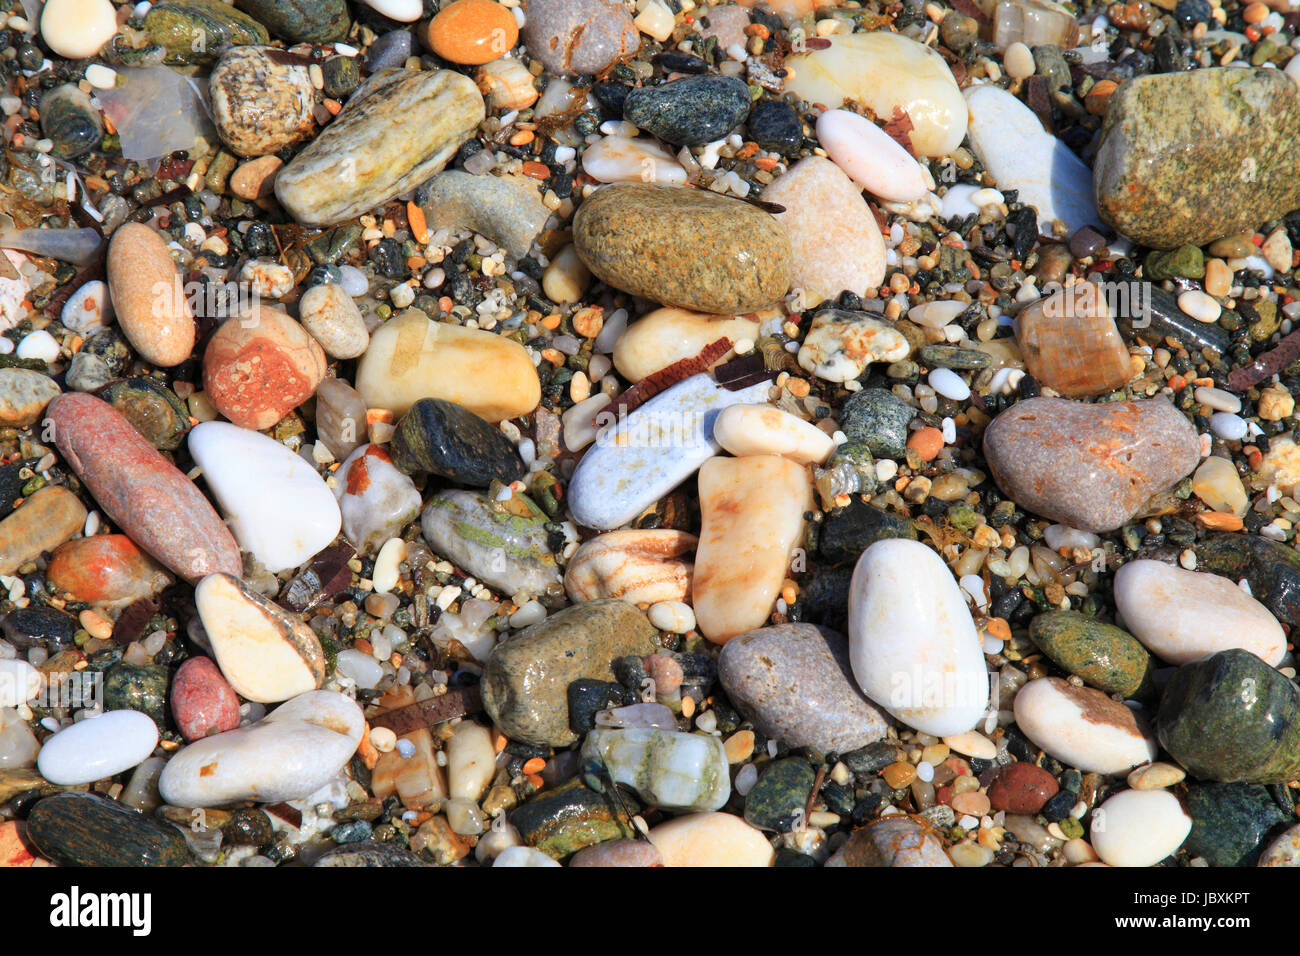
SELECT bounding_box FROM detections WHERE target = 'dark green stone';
[321,55,360,99]
[235,0,350,42]
[97,377,191,450]
[839,388,915,459]
[508,777,638,860]
[390,398,525,487]
[0,356,47,372]
[305,223,362,265]
[774,848,820,866]
[746,99,802,155]
[1157,649,1300,783]
[918,345,993,370]
[1183,783,1289,867]
[104,663,171,728]
[39,85,103,160]
[25,791,190,867]
[1144,244,1205,281]
[1029,610,1153,698]
[623,75,753,146]
[313,840,428,866]
[1248,298,1281,343]
[795,564,852,632]
[1195,532,1300,628]
[221,807,274,846]
[144,0,270,66]
[819,498,916,564]
[744,757,816,832]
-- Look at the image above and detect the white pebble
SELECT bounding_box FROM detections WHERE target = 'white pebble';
[15,329,59,361]
[1193,386,1241,413]
[647,600,695,634]
[1043,525,1100,551]
[915,761,934,782]
[371,538,406,595]
[928,367,970,401]
[338,264,369,297]
[84,64,116,89]
[1178,290,1221,324]
[908,300,966,329]
[1209,412,1248,442]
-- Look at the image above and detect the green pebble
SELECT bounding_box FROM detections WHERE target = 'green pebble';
[1029,610,1154,698]
[1144,244,1205,281]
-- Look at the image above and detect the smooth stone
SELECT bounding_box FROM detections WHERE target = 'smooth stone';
[987,762,1058,814]
[106,223,196,368]
[390,398,525,487]
[418,170,550,260]
[229,155,283,201]
[612,307,759,383]
[315,840,428,866]
[0,486,87,576]
[103,663,169,728]
[158,690,363,807]
[1114,560,1285,667]
[332,444,421,556]
[427,0,519,65]
[1014,282,1132,398]
[647,811,774,867]
[712,404,835,465]
[783,32,965,157]
[816,109,927,202]
[1191,455,1248,516]
[744,757,815,832]
[25,791,188,867]
[507,776,637,858]
[314,377,368,461]
[1012,677,1158,775]
[1195,533,1300,629]
[839,388,916,460]
[1157,649,1300,784]
[0,368,58,427]
[203,307,326,431]
[982,396,1201,534]
[39,84,103,160]
[275,69,484,227]
[355,308,540,421]
[747,99,803,155]
[0,659,40,709]
[0,709,38,769]
[566,373,771,530]
[365,30,416,71]
[718,623,890,754]
[523,0,639,76]
[826,817,953,867]
[482,599,659,747]
[1183,783,1289,867]
[1127,762,1186,791]
[446,721,495,801]
[573,183,791,315]
[298,283,369,360]
[848,538,989,736]
[196,572,326,703]
[209,46,315,158]
[1,606,78,650]
[1259,823,1300,867]
[1091,789,1193,867]
[37,710,159,786]
[1028,610,1153,699]
[762,156,887,306]
[336,649,383,689]
[623,75,751,146]
[564,529,697,605]
[144,0,269,65]
[818,499,916,564]
[171,656,241,742]
[580,135,688,186]
[97,377,191,450]
[234,0,350,42]
[797,309,909,382]
[964,84,1101,236]
[582,728,730,811]
[494,846,563,867]
[421,489,562,598]
[60,279,112,333]
[693,455,811,644]
[39,0,118,58]
[568,838,662,867]
[1095,68,1300,249]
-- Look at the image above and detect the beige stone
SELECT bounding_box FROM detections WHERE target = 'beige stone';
[0,486,88,575]
[229,155,284,201]
[648,811,774,866]
[564,529,697,605]
[299,282,369,359]
[712,403,836,465]
[1191,455,1248,516]
[106,222,195,367]
[1258,385,1295,422]
[613,307,761,383]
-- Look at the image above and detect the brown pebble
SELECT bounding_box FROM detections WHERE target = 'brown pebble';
[987,762,1059,814]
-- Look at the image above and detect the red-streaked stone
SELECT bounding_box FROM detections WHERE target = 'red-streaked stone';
[46,534,173,608]
[202,306,326,430]
[171,656,242,742]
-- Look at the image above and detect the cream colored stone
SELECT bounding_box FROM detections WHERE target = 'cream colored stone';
[1259,385,1295,422]
[712,404,836,465]
[1126,761,1186,791]
[1191,455,1248,516]
[445,721,495,801]
[1204,258,1232,299]
[106,223,195,368]
[612,307,760,383]
[564,529,697,604]
[1260,435,1300,493]
[541,244,590,304]
[299,282,370,359]
[1012,677,1158,775]
[797,309,909,381]
[648,811,774,866]
[1091,789,1191,867]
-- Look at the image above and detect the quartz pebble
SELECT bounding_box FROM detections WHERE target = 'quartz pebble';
[582,728,730,811]
[0,658,40,709]
[334,444,423,556]
[581,135,688,186]
[446,721,495,801]
[1127,762,1186,791]
[39,0,117,59]
[713,404,834,465]
[36,710,159,786]
[564,529,697,605]
[612,308,759,383]
[1013,677,1158,775]
[569,839,662,867]
[46,535,172,609]
[816,109,927,202]
[298,283,369,359]
[1091,789,1192,867]
[798,309,910,382]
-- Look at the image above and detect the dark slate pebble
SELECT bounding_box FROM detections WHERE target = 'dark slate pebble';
[918,345,992,370]
[25,791,190,867]
[744,757,816,832]
[841,740,898,776]
[0,461,27,520]
[1183,783,1288,867]
[1038,788,1076,823]
[321,55,360,99]
[221,808,274,846]
[592,81,630,117]
[774,848,819,867]
[364,30,414,72]
[839,387,916,459]
[623,75,753,146]
[234,0,350,42]
[389,398,526,487]
[313,840,429,866]
[1173,0,1212,26]
[103,663,171,728]
[746,99,803,155]
[567,678,628,735]
[1,606,78,649]
[819,498,916,564]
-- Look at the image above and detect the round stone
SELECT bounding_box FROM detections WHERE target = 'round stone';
[171,656,242,742]
[202,306,326,431]
[426,0,520,66]
[988,761,1059,814]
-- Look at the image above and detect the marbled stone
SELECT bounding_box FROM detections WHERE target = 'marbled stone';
[421,489,562,598]
[209,46,315,158]
[97,377,191,450]
[797,309,908,382]
[1183,783,1289,868]
[612,307,760,383]
[334,444,422,556]
[582,728,730,811]
[564,529,696,605]
[1015,282,1132,398]
[1028,610,1153,698]
[25,791,188,867]
[1013,677,1158,775]
[418,170,551,260]
[826,817,952,867]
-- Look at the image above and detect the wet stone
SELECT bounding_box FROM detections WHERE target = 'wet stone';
[1195,533,1300,629]
[144,0,270,66]
[747,99,803,155]
[390,399,525,488]
[840,388,917,459]
[988,762,1059,814]
[623,75,752,146]
[523,0,639,77]
[420,489,561,598]
[1,606,78,650]
[1183,783,1289,868]
[314,841,429,866]
[743,757,816,832]
[25,791,189,867]
[818,499,916,564]
[97,377,190,450]
[235,0,350,42]
[1028,610,1154,699]
[40,85,103,160]
[104,663,170,728]
[508,777,637,859]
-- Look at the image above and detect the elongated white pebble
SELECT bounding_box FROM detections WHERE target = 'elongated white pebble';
[928,367,970,401]
[37,710,159,785]
[1178,290,1221,324]
[815,109,928,202]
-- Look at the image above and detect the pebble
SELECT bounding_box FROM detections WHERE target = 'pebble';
[494,846,563,867]
[816,109,927,202]
[355,308,540,421]
[693,455,811,643]
[573,183,791,315]
[170,656,241,742]
[1114,559,1286,666]
[647,601,694,633]
[583,728,730,811]
[1012,677,1158,775]
[564,529,697,605]
[927,367,970,402]
[648,811,774,867]
[37,710,159,786]
[1091,789,1192,867]
[581,135,688,186]
[522,0,639,76]
[427,0,519,65]
[0,658,40,708]
[314,377,368,461]
[158,690,364,807]
[229,155,284,201]
[988,762,1059,814]
[1184,782,1289,868]
[1127,762,1186,791]
[542,245,590,303]
[1178,289,1222,324]
[982,397,1201,533]
[565,373,770,530]
[39,0,117,59]
[203,307,326,431]
[25,791,188,867]
[0,368,59,427]
[1028,610,1153,699]
[0,486,88,576]
[747,99,802,155]
[420,489,561,597]
[826,817,953,867]
[210,46,315,157]
[568,838,662,867]
[389,398,526,487]
[106,223,196,368]
[839,388,916,460]
[475,56,538,111]
[848,538,989,736]
[46,534,172,609]
[712,404,835,465]
[623,75,752,146]
[612,307,758,383]
[196,572,326,703]
[783,32,966,156]
[763,156,887,305]
[797,309,909,382]
[238,0,349,43]
[446,721,495,801]
[275,69,484,226]
[1014,282,1132,398]
[418,170,551,260]
[298,282,369,359]
[60,279,111,333]
[39,84,103,159]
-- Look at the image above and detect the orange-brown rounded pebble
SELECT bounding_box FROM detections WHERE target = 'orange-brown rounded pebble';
[908,426,944,461]
[427,0,519,65]
[46,534,173,608]
[203,306,326,431]
[106,223,196,368]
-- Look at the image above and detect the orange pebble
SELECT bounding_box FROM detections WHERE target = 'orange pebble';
[426,0,519,66]
[908,426,944,461]
[1197,512,1244,531]
[1245,1,1269,22]
[1084,79,1117,116]
[407,201,428,244]
[522,757,546,774]
[522,160,551,179]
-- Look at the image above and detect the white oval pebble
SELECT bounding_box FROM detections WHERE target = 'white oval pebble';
[16,329,59,362]
[0,658,40,708]
[60,278,112,332]
[37,709,159,786]
[816,109,928,202]
[582,136,688,186]
[338,264,369,297]
[1209,411,1248,441]
[1043,524,1100,551]
[942,730,997,760]
[1178,290,1221,324]
[1194,386,1241,414]
[1012,677,1157,775]
[908,300,967,329]
[494,846,562,867]
[928,367,970,401]
[1004,41,1036,80]
[1091,789,1191,867]
[359,0,423,22]
[372,537,406,595]
[40,0,117,59]
[940,183,982,220]
[336,649,384,689]
[647,600,695,634]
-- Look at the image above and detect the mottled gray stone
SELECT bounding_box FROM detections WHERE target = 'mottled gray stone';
[523,0,640,77]
[418,170,550,260]
[420,489,562,598]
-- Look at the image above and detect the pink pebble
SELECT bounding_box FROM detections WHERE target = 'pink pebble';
[171,657,241,742]
[815,109,928,202]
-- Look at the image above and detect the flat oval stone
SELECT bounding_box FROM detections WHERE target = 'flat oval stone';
[0,486,87,576]
[783,32,966,157]
[623,75,752,146]
[1157,649,1300,784]
[171,656,241,742]
[573,183,791,315]
[482,599,659,747]
[712,404,835,465]
[203,307,326,431]
[209,46,315,157]
[334,444,422,556]
[647,811,773,867]
[144,0,270,65]
[1091,789,1192,867]
[825,817,953,867]
[987,761,1059,814]
[106,222,195,368]
[37,710,159,786]
[47,535,172,609]
[568,838,662,867]
[1095,68,1300,249]
[581,135,688,186]
[421,489,561,598]
[566,373,771,530]
[196,572,326,703]
[523,0,639,76]
[582,728,730,811]
[390,398,525,487]
[1012,677,1158,775]
[1115,559,1286,666]
[314,376,367,462]
[276,69,483,226]
[1015,282,1132,398]
[718,623,890,754]
[564,529,696,605]
[693,455,811,644]
[816,108,927,202]
[189,421,341,573]
[613,307,759,384]
[355,308,540,421]
[25,791,188,867]
[158,690,364,807]
[982,396,1200,534]
[848,538,989,736]
[762,156,887,307]
[427,0,519,65]
[298,282,369,359]
[1028,610,1153,699]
